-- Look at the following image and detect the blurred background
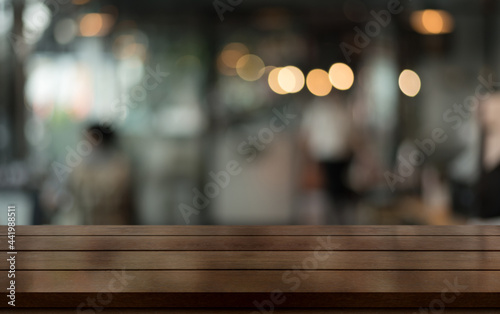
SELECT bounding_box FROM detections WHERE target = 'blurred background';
[1,0,500,225]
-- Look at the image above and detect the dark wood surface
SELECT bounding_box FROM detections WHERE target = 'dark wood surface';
[1,225,499,235]
[2,251,500,269]
[1,225,499,311]
[5,235,500,250]
[3,309,500,313]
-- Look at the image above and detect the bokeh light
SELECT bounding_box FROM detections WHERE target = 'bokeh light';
[398,69,421,97]
[306,69,332,96]
[217,42,249,76]
[268,67,287,95]
[410,10,454,35]
[236,54,265,81]
[278,66,304,93]
[22,1,51,44]
[80,13,103,37]
[54,18,77,45]
[112,30,149,60]
[329,63,354,90]
[221,43,249,68]
[79,13,114,37]
[422,10,443,34]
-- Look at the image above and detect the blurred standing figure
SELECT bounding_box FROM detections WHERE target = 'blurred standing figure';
[301,96,356,224]
[477,93,500,220]
[69,124,133,224]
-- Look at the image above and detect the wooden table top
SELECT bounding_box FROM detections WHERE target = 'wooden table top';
[1,225,499,313]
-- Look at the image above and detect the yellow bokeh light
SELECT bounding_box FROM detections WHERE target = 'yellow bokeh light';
[306,69,332,97]
[236,54,265,81]
[410,10,454,35]
[217,42,249,76]
[278,66,304,93]
[422,10,443,34]
[399,69,421,97]
[80,13,103,37]
[217,58,236,76]
[278,68,295,92]
[268,67,287,95]
[79,13,114,37]
[329,63,354,90]
[220,43,249,69]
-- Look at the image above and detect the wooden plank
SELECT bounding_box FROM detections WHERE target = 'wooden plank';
[2,251,500,270]
[3,292,500,308]
[1,226,498,310]
[4,270,498,293]
[1,225,500,236]
[2,235,500,251]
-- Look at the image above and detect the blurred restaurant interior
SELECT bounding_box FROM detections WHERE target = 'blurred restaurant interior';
[1,0,500,225]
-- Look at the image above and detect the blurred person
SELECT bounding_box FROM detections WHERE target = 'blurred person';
[476,92,500,222]
[67,124,134,224]
[300,95,357,224]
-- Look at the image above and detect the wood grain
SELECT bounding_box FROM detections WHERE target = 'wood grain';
[1,225,500,236]
[1,251,500,270]
[2,235,500,251]
[6,292,500,308]
[1,226,499,309]
[4,270,499,293]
